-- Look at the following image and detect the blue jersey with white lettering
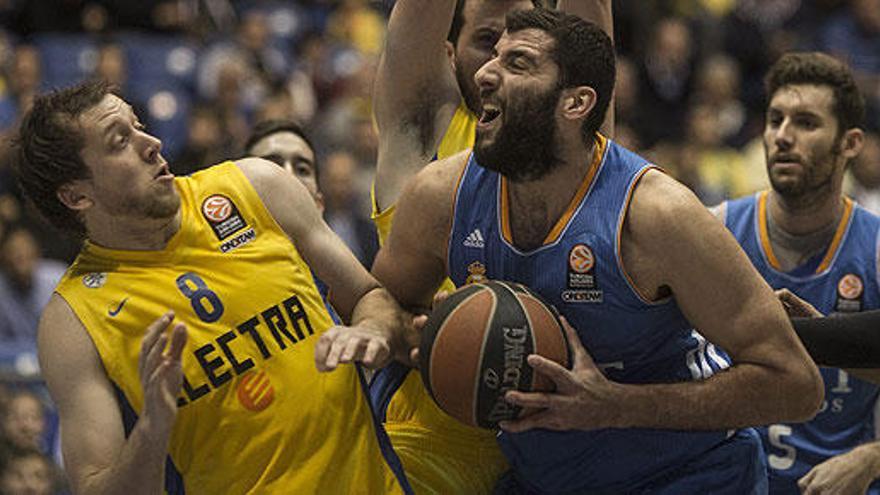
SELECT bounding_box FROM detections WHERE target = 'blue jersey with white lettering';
[448,136,763,494]
[725,192,880,495]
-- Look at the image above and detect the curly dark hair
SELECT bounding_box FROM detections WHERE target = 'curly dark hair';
[12,80,118,238]
[765,52,865,135]
[506,7,615,144]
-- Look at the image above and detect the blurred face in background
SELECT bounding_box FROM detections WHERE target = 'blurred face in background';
[248,131,323,211]
[0,229,39,291]
[0,453,52,495]
[3,393,45,451]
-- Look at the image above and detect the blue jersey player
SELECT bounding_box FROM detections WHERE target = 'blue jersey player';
[372,8,824,494]
[718,52,880,494]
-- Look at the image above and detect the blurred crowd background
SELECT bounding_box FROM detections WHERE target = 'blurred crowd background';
[0,0,877,492]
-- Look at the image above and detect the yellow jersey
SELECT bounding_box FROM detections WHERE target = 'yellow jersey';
[56,162,407,494]
[371,103,508,494]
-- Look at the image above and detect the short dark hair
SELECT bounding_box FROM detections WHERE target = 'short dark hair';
[506,7,615,143]
[447,0,544,45]
[244,118,320,183]
[765,52,865,134]
[244,119,315,156]
[13,80,117,238]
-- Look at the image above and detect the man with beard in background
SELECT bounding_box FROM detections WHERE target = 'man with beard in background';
[372,8,823,494]
[717,52,880,494]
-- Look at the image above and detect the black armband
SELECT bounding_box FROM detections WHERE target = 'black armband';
[793,311,880,368]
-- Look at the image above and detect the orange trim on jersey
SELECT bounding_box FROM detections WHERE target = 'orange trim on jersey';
[758,192,854,274]
[816,197,853,273]
[757,191,783,271]
[616,165,664,305]
[500,134,607,247]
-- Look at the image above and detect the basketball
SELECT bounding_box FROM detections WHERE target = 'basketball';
[419,281,571,429]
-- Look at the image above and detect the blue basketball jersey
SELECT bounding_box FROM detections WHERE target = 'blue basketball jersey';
[447,136,762,494]
[725,192,880,495]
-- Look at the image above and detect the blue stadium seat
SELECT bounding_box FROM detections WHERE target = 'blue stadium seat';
[31,34,98,89]
[115,32,199,90]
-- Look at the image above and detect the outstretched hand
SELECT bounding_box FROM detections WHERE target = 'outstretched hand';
[798,445,880,495]
[139,311,187,432]
[499,317,622,433]
[315,324,394,372]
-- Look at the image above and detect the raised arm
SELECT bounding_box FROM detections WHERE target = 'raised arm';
[236,158,414,369]
[373,0,462,211]
[371,153,465,313]
[39,296,186,495]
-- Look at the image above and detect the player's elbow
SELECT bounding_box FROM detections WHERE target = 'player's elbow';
[776,356,824,422]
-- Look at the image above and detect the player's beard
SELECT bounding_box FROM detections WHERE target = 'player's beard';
[456,62,482,117]
[767,139,841,209]
[475,85,564,182]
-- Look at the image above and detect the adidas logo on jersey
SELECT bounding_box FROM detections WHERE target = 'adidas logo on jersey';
[464,229,485,248]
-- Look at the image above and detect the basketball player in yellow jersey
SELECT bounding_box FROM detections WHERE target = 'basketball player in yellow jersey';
[370,1,613,493]
[14,80,415,494]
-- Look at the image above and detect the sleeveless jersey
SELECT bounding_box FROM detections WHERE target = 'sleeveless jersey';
[447,135,758,494]
[55,162,408,494]
[725,192,880,495]
[370,103,508,494]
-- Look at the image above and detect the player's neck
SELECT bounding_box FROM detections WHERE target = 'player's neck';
[767,189,845,238]
[85,209,182,251]
[506,139,596,250]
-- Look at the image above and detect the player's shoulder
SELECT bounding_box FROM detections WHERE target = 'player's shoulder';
[631,169,701,218]
[408,150,472,200]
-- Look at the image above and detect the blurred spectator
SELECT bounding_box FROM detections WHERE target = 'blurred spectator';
[322,150,377,267]
[1,390,45,453]
[173,105,226,175]
[0,447,57,495]
[848,131,880,214]
[693,53,748,146]
[636,17,697,147]
[93,43,127,90]
[0,45,41,133]
[0,225,66,354]
[681,102,753,204]
[614,56,639,137]
[197,9,286,116]
[325,0,386,56]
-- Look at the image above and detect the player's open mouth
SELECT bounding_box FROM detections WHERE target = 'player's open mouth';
[480,105,501,125]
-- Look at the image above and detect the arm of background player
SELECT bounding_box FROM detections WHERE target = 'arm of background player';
[237,158,414,368]
[558,0,614,137]
[612,170,824,429]
[372,0,462,212]
[797,442,880,495]
[38,296,186,495]
[372,153,466,314]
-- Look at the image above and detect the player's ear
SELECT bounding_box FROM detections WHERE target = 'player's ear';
[57,181,94,212]
[445,41,456,70]
[562,86,597,121]
[839,127,865,161]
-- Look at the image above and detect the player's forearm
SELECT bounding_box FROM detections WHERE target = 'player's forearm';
[76,418,172,495]
[793,311,880,368]
[351,287,414,363]
[851,441,880,478]
[610,361,822,430]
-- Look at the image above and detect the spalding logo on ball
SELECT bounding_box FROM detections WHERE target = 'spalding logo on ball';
[419,280,571,429]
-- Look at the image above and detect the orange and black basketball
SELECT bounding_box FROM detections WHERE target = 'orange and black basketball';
[419,280,571,429]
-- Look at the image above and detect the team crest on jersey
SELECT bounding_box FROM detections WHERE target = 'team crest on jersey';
[202,195,248,241]
[82,272,107,289]
[562,244,602,303]
[237,370,275,412]
[466,261,488,285]
[835,273,863,312]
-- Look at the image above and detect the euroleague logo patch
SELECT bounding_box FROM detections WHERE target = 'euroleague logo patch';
[236,370,275,412]
[201,194,251,250]
[835,273,863,313]
[569,244,595,273]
